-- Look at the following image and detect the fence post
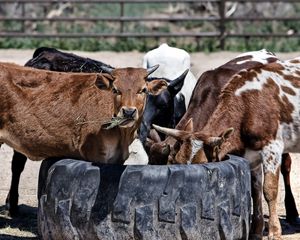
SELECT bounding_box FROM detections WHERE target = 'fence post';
[120,2,124,33]
[21,2,25,33]
[219,0,226,50]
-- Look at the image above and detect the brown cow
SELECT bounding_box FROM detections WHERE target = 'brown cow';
[0,62,166,164]
[153,53,300,239]
[148,50,279,164]
[149,51,299,225]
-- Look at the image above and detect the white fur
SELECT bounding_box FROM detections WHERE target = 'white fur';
[188,139,203,164]
[235,58,300,174]
[236,49,275,65]
[124,138,148,165]
[142,43,197,108]
[261,139,284,174]
[235,60,300,98]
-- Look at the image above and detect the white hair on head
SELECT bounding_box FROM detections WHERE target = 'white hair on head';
[188,139,203,164]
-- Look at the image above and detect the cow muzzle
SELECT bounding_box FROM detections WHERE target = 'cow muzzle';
[122,107,137,119]
[118,107,138,127]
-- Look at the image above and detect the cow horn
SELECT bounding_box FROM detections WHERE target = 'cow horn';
[152,124,186,140]
[147,65,159,76]
[100,65,114,74]
[173,69,189,82]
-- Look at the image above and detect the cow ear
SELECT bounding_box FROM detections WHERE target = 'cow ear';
[168,69,188,96]
[205,128,234,147]
[222,128,234,140]
[147,80,168,95]
[95,74,114,90]
[184,118,193,132]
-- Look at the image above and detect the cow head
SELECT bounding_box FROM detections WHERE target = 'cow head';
[152,119,234,164]
[139,69,188,144]
[25,47,67,70]
[96,65,167,128]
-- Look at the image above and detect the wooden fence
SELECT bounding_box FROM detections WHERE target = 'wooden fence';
[0,0,299,49]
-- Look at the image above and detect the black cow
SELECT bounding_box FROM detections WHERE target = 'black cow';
[25,46,114,72]
[139,71,187,144]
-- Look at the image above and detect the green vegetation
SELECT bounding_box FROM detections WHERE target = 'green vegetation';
[0,2,300,52]
[1,35,299,53]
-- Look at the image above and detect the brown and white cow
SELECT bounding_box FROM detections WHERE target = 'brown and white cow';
[0,62,166,164]
[149,49,279,165]
[153,53,300,239]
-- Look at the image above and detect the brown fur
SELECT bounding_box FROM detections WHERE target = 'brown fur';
[149,54,277,164]
[198,66,294,160]
[0,62,164,163]
[281,85,296,95]
[151,54,300,238]
[289,59,300,64]
[160,57,300,239]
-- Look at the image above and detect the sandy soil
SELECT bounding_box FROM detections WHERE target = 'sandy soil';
[0,49,300,239]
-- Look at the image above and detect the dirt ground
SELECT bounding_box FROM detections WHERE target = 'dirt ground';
[0,49,300,239]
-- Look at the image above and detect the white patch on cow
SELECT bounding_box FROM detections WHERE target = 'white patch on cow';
[124,138,148,165]
[236,49,275,65]
[261,140,283,174]
[235,61,300,98]
[142,43,197,108]
[236,57,300,174]
[188,139,203,164]
[281,59,300,78]
[234,70,266,96]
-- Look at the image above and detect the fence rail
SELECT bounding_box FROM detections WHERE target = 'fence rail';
[0,0,299,49]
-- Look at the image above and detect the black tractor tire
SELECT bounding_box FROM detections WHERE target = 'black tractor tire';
[37,155,251,240]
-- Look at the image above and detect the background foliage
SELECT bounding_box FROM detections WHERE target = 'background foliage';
[0,2,300,52]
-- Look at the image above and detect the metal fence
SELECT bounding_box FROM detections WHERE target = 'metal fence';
[0,0,299,49]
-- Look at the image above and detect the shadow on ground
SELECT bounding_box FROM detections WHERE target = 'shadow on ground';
[0,204,38,240]
[263,215,300,236]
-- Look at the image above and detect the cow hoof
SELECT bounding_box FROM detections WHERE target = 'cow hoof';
[38,155,251,240]
[5,197,19,217]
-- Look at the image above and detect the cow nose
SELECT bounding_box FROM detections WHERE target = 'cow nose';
[122,108,137,118]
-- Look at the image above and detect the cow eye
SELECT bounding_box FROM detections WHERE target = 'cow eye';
[112,87,121,95]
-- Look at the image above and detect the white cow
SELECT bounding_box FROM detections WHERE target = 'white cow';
[142,43,197,108]
[124,138,149,165]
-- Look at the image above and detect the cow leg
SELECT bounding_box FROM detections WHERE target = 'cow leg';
[263,169,281,239]
[6,150,27,216]
[281,153,299,224]
[249,163,264,240]
[262,143,282,239]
